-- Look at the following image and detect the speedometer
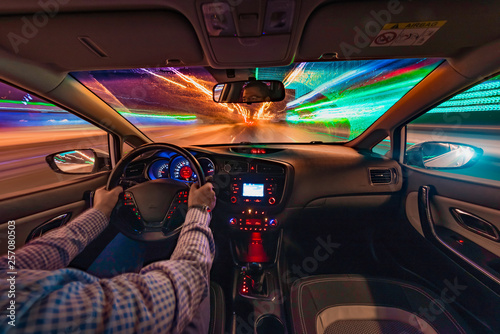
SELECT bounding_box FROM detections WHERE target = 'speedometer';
[170,156,216,181]
[171,157,196,181]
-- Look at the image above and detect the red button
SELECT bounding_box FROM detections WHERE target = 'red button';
[231,196,237,203]
[269,197,276,205]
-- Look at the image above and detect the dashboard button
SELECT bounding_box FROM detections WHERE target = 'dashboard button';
[231,196,237,203]
[268,197,276,205]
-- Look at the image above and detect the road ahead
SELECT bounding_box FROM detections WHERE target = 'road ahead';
[0,122,499,198]
[142,122,349,145]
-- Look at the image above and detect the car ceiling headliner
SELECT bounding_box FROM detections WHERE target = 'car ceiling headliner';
[0,0,498,72]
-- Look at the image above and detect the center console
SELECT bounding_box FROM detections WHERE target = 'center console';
[214,157,291,333]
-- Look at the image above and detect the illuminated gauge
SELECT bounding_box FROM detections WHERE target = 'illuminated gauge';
[171,157,196,181]
[198,157,215,178]
[147,159,170,180]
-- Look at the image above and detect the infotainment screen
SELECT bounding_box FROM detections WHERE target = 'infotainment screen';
[242,183,264,197]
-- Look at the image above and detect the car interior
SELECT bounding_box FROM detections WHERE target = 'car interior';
[0,0,499,333]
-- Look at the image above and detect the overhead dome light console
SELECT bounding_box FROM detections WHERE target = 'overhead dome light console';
[200,0,296,67]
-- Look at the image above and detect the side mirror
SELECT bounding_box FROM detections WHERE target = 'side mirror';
[406,142,483,169]
[213,80,285,104]
[46,149,110,174]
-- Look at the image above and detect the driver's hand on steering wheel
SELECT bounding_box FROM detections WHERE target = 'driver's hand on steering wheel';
[189,182,216,211]
[94,186,123,219]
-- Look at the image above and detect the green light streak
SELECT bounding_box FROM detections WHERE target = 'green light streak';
[430,105,500,113]
[0,99,55,107]
[439,97,500,107]
[294,78,421,112]
[118,110,197,120]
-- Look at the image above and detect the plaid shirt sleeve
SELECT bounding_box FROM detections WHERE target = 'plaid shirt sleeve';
[0,208,109,271]
[0,207,215,334]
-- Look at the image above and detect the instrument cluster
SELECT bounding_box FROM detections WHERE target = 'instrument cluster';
[147,156,215,182]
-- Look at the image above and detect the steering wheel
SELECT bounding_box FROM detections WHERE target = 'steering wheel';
[107,143,205,241]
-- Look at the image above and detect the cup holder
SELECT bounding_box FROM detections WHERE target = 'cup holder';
[255,314,285,334]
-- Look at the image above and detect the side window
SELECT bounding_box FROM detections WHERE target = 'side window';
[405,74,500,181]
[372,136,391,156]
[0,81,109,198]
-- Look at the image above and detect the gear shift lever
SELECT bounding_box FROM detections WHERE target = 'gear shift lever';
[246,262,266,294]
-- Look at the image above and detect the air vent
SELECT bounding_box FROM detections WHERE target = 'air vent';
[257,164,284,174]
[369,168,394,184]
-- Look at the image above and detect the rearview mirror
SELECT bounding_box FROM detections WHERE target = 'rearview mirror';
[213,80,285,104]
[46,149,110,174]
[406,142,483,169]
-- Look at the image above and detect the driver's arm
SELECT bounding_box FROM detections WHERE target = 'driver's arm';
[0,186,122,271]
[0,183,216,333]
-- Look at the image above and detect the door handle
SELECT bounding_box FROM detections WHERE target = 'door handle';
[450,208,499,241]
[26,213,72,243]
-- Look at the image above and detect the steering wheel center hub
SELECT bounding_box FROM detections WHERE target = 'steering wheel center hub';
[127,179,189,223]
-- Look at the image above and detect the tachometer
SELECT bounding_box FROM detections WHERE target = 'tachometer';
[147,159,170,180]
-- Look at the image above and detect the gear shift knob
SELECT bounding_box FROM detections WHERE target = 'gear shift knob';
[246,262,265,293]
[248,262,263,274]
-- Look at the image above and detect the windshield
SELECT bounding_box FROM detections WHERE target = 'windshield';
[72,59,442,145]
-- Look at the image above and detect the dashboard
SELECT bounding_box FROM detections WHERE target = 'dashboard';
[124,149,289,201]
[122,147,290,238]
[121,145,402,234]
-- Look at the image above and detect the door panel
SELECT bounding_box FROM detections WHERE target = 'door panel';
[417,185,500,286]
[404,167,500,284]
[402,165,500,332]
[406,191,500,257]
[0,172,108,254]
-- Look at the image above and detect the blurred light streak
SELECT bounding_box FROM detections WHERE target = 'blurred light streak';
[0,106,61,112]
[141,69,187,88]
[168,67,211,97]
[286,60,398,108]
[75,150,95,162]
[118,111,197,120]
[283,62,306,87]
[0,99,55,107]
[286,68,361,108]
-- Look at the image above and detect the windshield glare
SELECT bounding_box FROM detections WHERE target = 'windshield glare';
[72,59,442,145]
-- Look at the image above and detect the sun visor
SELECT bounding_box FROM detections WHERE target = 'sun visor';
[0,11,204,71]
[298,0,500,60]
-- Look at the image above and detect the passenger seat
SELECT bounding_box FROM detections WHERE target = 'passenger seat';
[290,275,471,334]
